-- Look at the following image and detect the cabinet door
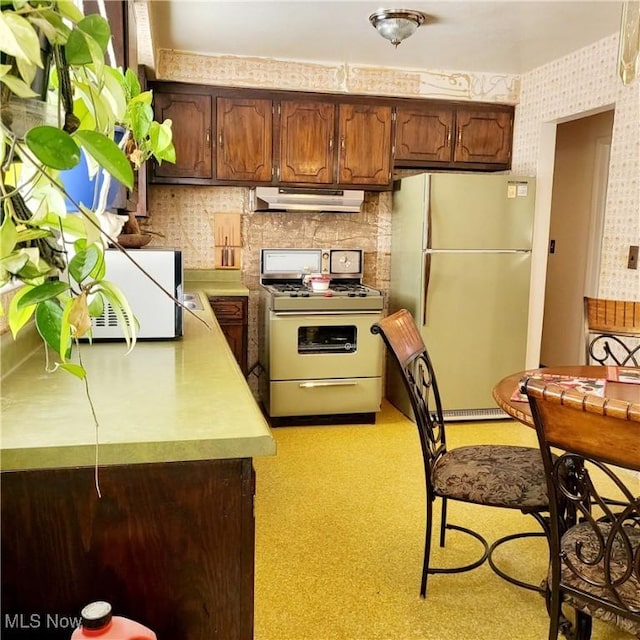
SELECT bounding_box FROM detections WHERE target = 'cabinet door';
[454,109,513,165]
[209,296,248,374]
[216,97,273,182]
[338,104,393,186]
[279,101,334,184]
[152,93,212,180]
[394,106,454,164]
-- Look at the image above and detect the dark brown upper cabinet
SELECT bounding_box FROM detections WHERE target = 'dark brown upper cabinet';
[394,104,513,170]
[216,97,273,182]
[148,82,514,187]
[454,108,512,165]
[277,100,335,184]
[338,104,393,187]
[394,106,454,164]
[151,92,213,181]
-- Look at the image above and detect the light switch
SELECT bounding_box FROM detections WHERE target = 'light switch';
[628,245,639,270]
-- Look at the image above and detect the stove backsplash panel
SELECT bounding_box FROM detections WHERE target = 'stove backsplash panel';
[146,186,391,293]
[145,185,392,395]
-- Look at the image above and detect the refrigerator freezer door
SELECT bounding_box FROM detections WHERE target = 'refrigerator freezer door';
[429,173,535,250]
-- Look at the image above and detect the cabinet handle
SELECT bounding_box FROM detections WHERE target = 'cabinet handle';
[206,128,211,146]
[447,127,452,144]
[457,129,462,146]
[329,138,333,151]
[340,137,345,151]
[219,132,223,148]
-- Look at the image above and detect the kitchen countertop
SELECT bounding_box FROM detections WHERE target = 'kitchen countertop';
[185,269,250,297]
[1,285,275,472]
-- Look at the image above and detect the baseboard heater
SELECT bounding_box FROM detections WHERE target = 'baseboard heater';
[442,407,510,422]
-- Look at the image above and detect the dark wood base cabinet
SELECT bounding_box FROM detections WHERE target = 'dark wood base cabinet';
[1,458,255,639]
[209,296,248,375]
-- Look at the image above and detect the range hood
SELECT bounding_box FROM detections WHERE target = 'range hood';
[250,187,365,213]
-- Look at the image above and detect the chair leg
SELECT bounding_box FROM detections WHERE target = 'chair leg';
[439,496,447,547]
[421,497,434,598]
[573,611,592,640]
[420,497,489,598]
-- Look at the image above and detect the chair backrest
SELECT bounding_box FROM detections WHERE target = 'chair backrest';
[524,377,640,628]
[371,309,447,475]
[584,297,640,366]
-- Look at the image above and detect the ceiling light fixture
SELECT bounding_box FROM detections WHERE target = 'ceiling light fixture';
[369,8,428,48]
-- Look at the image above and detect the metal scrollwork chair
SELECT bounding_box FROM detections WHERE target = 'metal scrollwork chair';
[584,297,640,366]
[371,309,551,598]
[524,377,640,640]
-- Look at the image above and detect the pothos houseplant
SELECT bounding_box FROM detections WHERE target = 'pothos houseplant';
[0,0,175,378]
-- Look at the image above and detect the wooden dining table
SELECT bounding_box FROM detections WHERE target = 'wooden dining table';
[493,365,640,427]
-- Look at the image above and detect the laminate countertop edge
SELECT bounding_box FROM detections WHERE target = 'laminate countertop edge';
[1,287,275,472]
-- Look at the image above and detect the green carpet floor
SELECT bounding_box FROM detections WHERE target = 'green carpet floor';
[253,401,638,640]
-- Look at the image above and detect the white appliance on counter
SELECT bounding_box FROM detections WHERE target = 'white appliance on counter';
[91,248,183,340]
[388,173,536,421]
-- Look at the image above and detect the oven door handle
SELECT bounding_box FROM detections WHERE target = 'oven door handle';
[298,381,358,388]
[273,311,382,316]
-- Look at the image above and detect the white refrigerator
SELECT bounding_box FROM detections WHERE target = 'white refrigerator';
[387,172,535,421]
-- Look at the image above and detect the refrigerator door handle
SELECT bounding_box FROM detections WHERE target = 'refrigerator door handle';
[423,252,431,326]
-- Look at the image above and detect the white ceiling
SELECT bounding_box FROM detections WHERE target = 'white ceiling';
[147,1,623,75]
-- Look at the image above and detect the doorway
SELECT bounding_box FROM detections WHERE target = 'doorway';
[539,110,614,366]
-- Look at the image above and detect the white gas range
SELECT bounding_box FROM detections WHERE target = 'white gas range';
[258,248,384,425]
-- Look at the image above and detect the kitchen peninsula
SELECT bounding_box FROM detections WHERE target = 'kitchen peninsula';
[1,284,275,640]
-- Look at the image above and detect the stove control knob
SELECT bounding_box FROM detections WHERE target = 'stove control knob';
[358,292,367,297]
[291,292,298,297]
[348,292,356,297]
[302,292,310,297]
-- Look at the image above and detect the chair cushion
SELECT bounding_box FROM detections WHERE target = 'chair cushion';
[558,522,640,636]
[432,445,549,510]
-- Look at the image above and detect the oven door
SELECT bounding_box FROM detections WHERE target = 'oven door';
[268,311,383,380]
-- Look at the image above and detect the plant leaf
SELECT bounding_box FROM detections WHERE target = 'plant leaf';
[8,284,36,338]
[124,68,141,98]
[95,281,138,352]
[0,65,39,98]
[68,243,101,283]
[87,291,104,317]
[57,362,86,379]
[17,280,70,309]
[0,10,43,67]
[0,204,19,258]
[74,130,134,189]
[54,0,85,24]
[103,66,127,120]
[25,126,82,170]
[35,299,70,358]
[149,121,176,163]
[28,11,71,46]
[65,15,110,64]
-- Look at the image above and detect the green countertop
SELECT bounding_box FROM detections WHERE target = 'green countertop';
[184,269,249,297]
[1,288,275,472]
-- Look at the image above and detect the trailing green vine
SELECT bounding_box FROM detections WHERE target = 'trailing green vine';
[1,0,176,378]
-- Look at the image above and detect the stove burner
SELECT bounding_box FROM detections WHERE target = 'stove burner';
[269,282,374,297]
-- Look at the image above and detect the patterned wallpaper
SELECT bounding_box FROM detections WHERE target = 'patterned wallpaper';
[3,34,638,343]
[147,34,638,298]
[512,33,639,300]
[136,34,639,369]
